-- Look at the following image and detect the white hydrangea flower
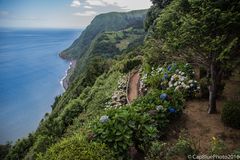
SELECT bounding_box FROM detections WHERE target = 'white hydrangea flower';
[174,82,178,86]
[100,115,109,123]
[156,105,163,111]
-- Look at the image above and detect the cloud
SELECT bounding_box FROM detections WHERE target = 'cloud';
[101,0,151,10]
[101,0,119,6]
[86,0,106,6]
[0,11,9,16]
[84,5,93,9]
[84,0,151,10]
[70,0,81,7]
[73,11,97,16]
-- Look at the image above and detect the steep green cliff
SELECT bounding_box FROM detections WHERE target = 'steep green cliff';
[60,10,147,59]
[60,10,147,83]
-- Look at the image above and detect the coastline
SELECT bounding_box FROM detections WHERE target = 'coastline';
[60,60,76,90]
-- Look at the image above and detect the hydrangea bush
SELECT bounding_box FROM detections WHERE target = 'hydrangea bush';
[141,63,200,98]
[91,63,198,158]
[92,89,185,158]
[92,106,158,159]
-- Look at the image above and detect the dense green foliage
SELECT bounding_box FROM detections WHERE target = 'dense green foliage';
[61,10,147,59]
[154,0,240,113]
[91,63,197,159]
[37,134,115,160]
[142,63,200,98]
[221,101,240,129]
[4,0,240,159]
[61,10,147,84]
[0,144,11,160]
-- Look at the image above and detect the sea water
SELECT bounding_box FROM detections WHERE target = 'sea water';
[0,28,81,144]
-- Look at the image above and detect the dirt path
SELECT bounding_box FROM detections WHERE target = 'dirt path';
[182,100,240,153]
[182,70,240,153]
[166,69,240,154]
[128,72,140,103]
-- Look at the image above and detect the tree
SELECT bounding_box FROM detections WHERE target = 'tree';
[151,0,172,7]
[0,142,11,160]
[145,0,173,31]
[155,0,240,113]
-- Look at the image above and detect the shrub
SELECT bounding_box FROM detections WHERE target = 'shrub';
[92,107,158,159]
[37,134,115,160]
[221,101,240,129]
[209,137,227,155]
[5,134,35,160]
[142,63,200,98]
[145,141,168,160]
[122,57,142,73]
[92,89,185,158]
[0,143,11,160]
[60,99,84,127]
[167,133,198,160]
[233,147,240,155]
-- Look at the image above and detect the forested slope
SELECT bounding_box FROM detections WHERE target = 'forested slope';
[3,0,240,160]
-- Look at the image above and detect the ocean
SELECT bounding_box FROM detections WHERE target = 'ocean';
[0,28,81,144]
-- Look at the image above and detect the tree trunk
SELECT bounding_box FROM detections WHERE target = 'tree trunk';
[208,62,217,114]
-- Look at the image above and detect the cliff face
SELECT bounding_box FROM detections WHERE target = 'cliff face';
[60,10,147,60]
[60,10,147,84]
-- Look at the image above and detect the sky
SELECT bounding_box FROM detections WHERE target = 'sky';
[0,0,152,29]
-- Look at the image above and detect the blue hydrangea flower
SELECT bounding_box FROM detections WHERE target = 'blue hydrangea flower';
[164,73,168,79]
[160,93,168,100]
[168,107,176,113]
[100,115,109,123]
[167,65,172,71]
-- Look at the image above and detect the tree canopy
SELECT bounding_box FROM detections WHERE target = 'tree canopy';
[154,0,240,113]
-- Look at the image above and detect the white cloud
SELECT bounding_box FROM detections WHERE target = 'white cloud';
[84,5,93,9]
[86,0,151,10]
[73,11,97,16]
[70,0,81,7]
[107,0,151,9]
[86,0,106,6]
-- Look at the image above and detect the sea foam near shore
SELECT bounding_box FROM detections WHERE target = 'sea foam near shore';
[60,60,76,90]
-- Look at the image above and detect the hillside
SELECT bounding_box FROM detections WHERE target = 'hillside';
[60,10,147,60]
[2,0,240,160]
[60,10,147,84]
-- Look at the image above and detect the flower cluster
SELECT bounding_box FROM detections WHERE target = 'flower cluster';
[105,75,128,110]
[168,70,200,94]
[99,115,109,123]
[141,63,200,97]
[139,71,148,95]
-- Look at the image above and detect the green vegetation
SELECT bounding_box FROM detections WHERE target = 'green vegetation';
[37,134,115,160]
[0,143,11,160]
[154,0,240,113]
[221,101,240,129]
[3,0,240,159]
[60,10,147,83]
[209,137,227,155]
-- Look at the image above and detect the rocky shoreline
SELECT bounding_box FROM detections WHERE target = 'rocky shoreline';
[61,60,76,90]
